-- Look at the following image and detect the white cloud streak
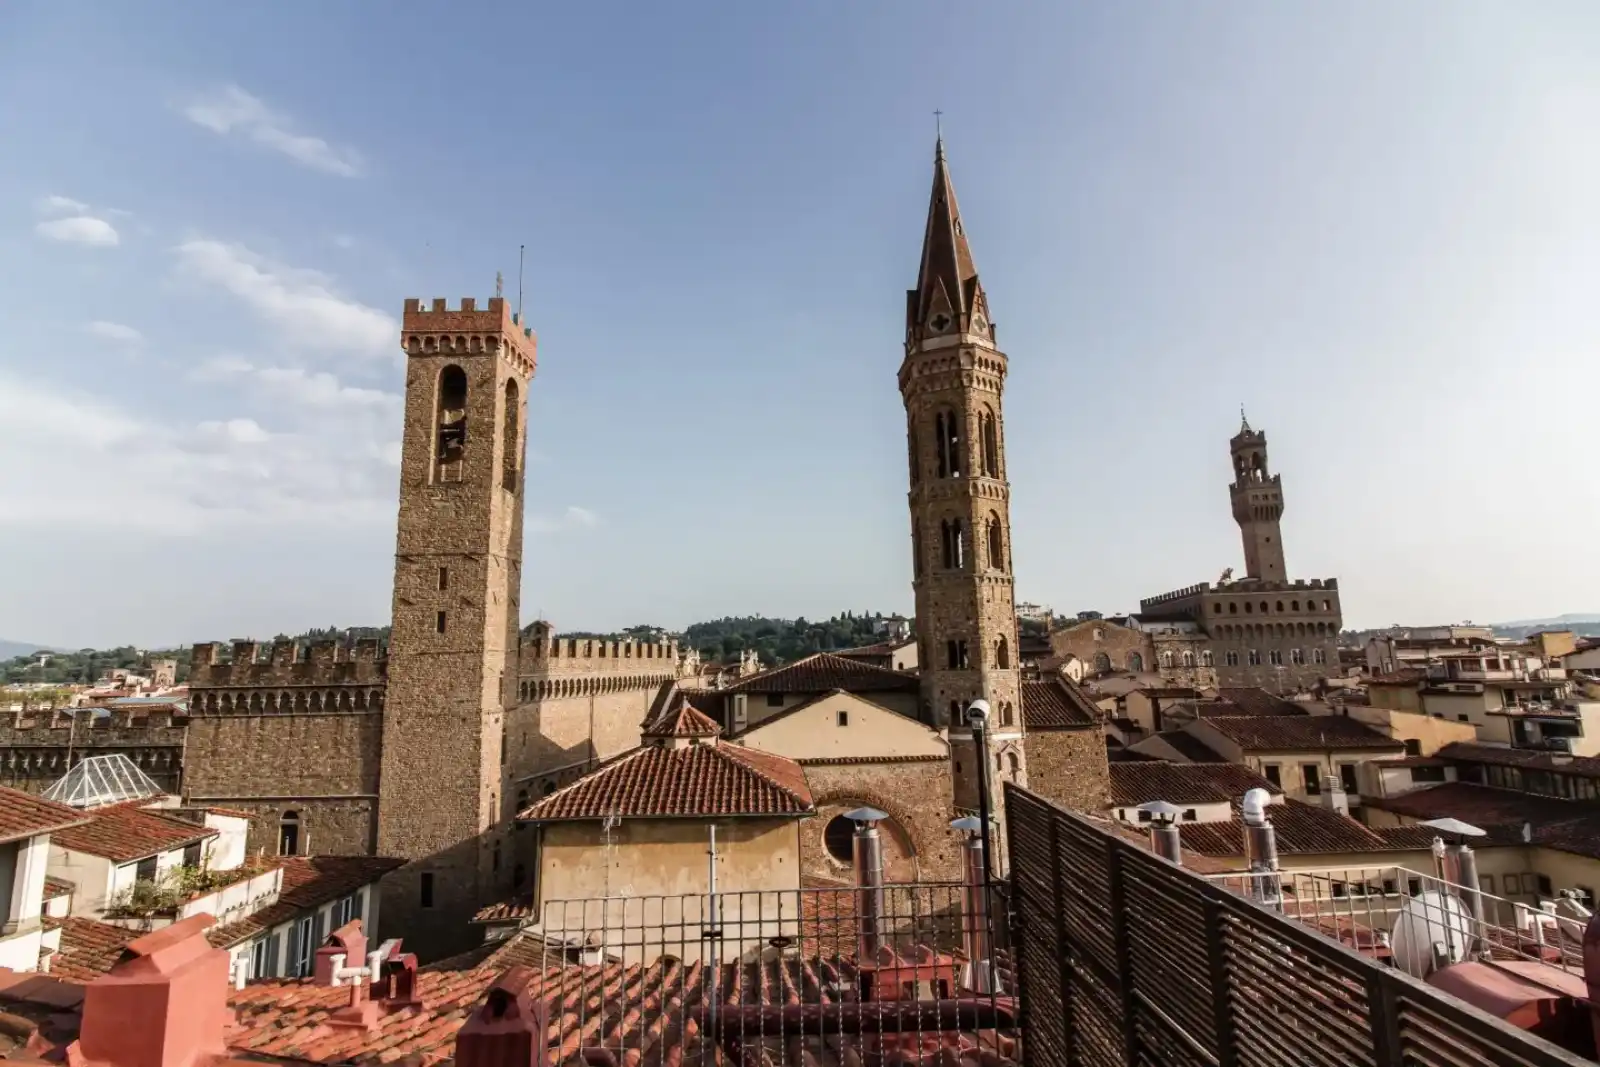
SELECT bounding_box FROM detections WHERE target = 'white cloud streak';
[174,240,397,357]
[182,85,363,178]
[36,216,119,246]
[38,195,88,214]
[86,321,143,345]
[190,355,400,411]
[529,505,602,534]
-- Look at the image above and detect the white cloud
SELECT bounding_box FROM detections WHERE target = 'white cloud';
[174,240,397,356]
[86,321,143,345]
[190,356,401,412]
[0,374,399,533]
[36,216,119,247]
[529,505,602,534]
[38,195,88,214]
[182,85,363,178]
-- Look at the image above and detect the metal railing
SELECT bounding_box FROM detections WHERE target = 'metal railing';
[1004,783,1593,1067]
[529,881,1019,1067]
[1204,864,1589,978]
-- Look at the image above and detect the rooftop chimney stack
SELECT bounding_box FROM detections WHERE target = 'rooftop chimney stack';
[848,807,888,959]
[454,967,550,1067]
[1320,774,1350,816]
[1136,801,1184,866]
[1241,789,1281,907]
[951,816,996,994]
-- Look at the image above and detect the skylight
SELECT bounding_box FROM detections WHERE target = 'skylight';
[42,753,163,808]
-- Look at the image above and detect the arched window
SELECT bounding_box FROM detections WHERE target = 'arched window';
[1159,651,1174,668]
[996,636,1011,669]
[824,814,856,863]
[1268,649,1283,666]
[1229,602,1238,614]
[980,407,999,477]
[986,512,1004,571]
[1226,651,1240,667]
[941,518,965,570]
[515,788,529,813]
[501,379,520,492]
[1000,702,1015,728]
[1290,648,1305,665]
[1312,648,1327,665]
[934,410,963,478]
[1093,652,1111,674]
[434,365,468,482]
[278,811,301,857]
[1181,651,1195,668]
[1248,649,1261,666]
[1127,652,1144,672]
[908,424,921,486]
[1201,650,1214,667]
[1006,751,1021,779]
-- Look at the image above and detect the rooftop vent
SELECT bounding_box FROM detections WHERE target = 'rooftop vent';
[42,752,163,808]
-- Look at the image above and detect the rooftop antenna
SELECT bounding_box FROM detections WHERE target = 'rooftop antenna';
[495,270,503,300]
[934,108,943,140]
[517,244,525,323]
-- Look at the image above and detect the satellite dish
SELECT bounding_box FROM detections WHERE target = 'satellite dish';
[1389,891,1471,979]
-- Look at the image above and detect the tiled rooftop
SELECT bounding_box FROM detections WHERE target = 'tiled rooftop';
[1361,782,1600,858]
[519,739,814,821]
[206,855,405,949]
[42,877,73,900]
[0,786,87,845]
[642,698,722,738]
[1020,676,1100,729]
[50,800,215,863]
[1108,762,1281,806]
[45,917,138,983]
[1437,741,1600,779]
[1134,729,1229,763]
[1212,687,1312,716]
[1178,800,1428,857]
[1198,714,1406,752]
[720,652,921,695]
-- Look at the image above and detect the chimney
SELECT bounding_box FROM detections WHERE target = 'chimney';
[1241,789,1280,907]
[66,914,231,1067]
[1320,774,1349,816]
[371,939,421,1010]
[454,967,549,1067]
[951,816,995,994]
[313,920,392,1032]
[1136,801,1183,866]
[847,807,887,959]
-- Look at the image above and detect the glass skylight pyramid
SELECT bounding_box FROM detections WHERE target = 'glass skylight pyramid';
[42,753,163,808]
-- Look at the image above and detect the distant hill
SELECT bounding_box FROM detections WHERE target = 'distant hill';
[0,640,50,661]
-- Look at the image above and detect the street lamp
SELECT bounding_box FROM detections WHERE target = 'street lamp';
[967,699,993,882]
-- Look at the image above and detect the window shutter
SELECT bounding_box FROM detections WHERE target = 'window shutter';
[265,931,280,976]
[352,889,364,923]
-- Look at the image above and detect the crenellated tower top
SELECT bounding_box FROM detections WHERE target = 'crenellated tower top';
[401,297,537,378]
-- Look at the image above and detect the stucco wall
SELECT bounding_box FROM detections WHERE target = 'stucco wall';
[736,693,947,761]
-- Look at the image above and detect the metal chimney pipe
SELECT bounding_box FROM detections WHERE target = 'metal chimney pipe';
[967,700,994,881]
[848,807,887,960]
[1241,788,1280,906]
[1137,801,1184,866]
[951,816,994,993]
[1452,842,1485,953]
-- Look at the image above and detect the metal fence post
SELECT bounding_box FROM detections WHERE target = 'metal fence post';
[1203,896,1239,1067]
[1107,841,1142,1067]
[1367,971,1405,1066]
[1050,818,1077,1067]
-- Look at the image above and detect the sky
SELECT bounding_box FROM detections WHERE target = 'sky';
[4,2,1600,649]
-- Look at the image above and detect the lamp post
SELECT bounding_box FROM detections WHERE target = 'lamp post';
[967,699,993,882]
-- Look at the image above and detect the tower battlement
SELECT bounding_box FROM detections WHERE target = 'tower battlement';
[518,621,681,679]
[189,639,388,688]
[401,296,537,376]
[1,707,188,733]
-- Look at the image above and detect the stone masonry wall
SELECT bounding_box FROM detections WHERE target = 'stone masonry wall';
[0,709,186,794]
[795,756,962,883]
[1022,728,1112,815]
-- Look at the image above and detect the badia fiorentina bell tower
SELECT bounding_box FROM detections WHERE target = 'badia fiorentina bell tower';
[900,136,1026,814]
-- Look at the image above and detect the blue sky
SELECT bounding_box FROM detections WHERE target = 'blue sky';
[4,2,1600,648]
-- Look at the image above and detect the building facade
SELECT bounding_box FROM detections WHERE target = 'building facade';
[901,137,1025,811]
[1138,416,1343,690]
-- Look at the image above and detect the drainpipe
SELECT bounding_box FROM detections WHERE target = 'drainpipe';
[951,815,995,993]
[1136,801,1183,866]
[847,807,887,960]
[967,699,994,882]
[1241,788,1280,907]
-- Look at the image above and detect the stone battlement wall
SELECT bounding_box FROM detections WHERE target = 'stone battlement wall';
[518,635,682,679]
[0,709,187,795]
[0,708,187,734]
[1142,577,1339,611]
[189,640,388,688]
[401,296,537,374]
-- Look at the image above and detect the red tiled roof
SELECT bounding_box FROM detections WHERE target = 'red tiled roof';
[51,801,215,863]
[519,739,814,821]
[1360,782,1600,858]
[0,786,87,845]
[1109,763,1281,806]
[642,699,721,738]
[471,893,535,925]
[721,652,920,695]
[1021,677,1100,730]
[1213,688,1312,717]
[797,754,947,765]
[46,917,138,983]
[43,877,73,900]
[1198,714,1405,752]
[1438,741,1600,780]
[1179,800,1422,857]
[206,855,405,949]
[1133,730,1229,763]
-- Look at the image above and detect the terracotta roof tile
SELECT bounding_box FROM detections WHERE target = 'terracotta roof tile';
[1109,763,1281,806]
[1021,677,1100,730]
[1198,715,1405,752]
[470,893,536,925]
[722,652,920,696]
[43,877,73,900]
[518,740,814,821]
[51,801,215,863]
[46,917,138,983]
[206,855,405,949]
[1212,688,1312,716]
[1134,730,1229,763]
[643,699,722,739]
[0,786,88,845]
[1438,741,1600,780]
[797,754,947,765]
[1179,800,1413,856]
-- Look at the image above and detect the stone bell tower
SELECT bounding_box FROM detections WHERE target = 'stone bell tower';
[377,296,535,956]
[1229,412,1286,582]
[900,138,1024,814]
